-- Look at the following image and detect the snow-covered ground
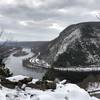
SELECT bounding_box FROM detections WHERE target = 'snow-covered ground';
[6,75,29,82]
[29,52,50,68]
[0,75,99,100]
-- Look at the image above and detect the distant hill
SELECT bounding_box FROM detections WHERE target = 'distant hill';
[4,41,49,49]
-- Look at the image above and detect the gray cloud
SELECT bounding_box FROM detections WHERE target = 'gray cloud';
[0,0,99,41]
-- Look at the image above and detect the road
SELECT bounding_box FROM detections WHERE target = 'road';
[92,94,100,99]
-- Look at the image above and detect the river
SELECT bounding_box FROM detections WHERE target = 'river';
[5,48,46,79]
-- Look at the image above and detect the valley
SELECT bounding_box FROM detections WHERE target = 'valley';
[1,22,100,99]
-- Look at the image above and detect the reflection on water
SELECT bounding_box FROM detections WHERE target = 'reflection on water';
[5,49,46,79]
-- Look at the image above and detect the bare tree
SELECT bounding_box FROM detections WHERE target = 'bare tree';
[0,29,13,77]
[96,13,100,20]
[0,29,8,57]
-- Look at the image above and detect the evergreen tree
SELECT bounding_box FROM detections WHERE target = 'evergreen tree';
[0,58,12,77]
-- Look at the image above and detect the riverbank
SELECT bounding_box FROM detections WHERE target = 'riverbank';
[5,48,46,79]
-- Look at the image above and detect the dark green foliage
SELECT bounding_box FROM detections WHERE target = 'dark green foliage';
[53,49,88,67]
[42,67,56,81]
[1,78,17,89]
[80,24,96,38]
[0,58,12,77]
[35,80,56,90]
[13,50,28,57]
[53,52,70,67]
[83,39,100,56]
[53,40,89,67]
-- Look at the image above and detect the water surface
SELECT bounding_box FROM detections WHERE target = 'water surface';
[5,48,46,79]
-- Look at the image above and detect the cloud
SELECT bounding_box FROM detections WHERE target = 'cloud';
[0,0,99,41]
[49,23,64,31]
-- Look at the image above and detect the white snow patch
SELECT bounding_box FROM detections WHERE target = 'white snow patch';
[0,77,99,100]
[55,29,81,60]
[7,75,29,82]
[22,48,32,54]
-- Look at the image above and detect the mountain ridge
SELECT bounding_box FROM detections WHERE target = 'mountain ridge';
[39,21,100,67]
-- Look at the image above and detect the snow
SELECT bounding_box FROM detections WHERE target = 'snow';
[59,80,66,84]
[55,29,81,60]
[55,83,91,100]
[7,75,29,82]
[22,48,32,53]
[0,76,99,100]
[29,55,50,68]
[30,79,39,84]
[0,84,98,100]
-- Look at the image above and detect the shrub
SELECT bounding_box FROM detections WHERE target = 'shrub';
[42,67,56,81]
[0,58,12,77]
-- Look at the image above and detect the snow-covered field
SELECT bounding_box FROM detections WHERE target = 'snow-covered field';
[0,75,99,100]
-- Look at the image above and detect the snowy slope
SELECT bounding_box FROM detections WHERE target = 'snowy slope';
[0,75,99,100]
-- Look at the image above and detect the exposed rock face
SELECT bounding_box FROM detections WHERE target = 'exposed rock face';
[39,22,100,67]
[0,77,56,90]
[0,77,32,89]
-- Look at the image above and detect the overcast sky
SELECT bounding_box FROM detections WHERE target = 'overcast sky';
[0,0,99,41]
